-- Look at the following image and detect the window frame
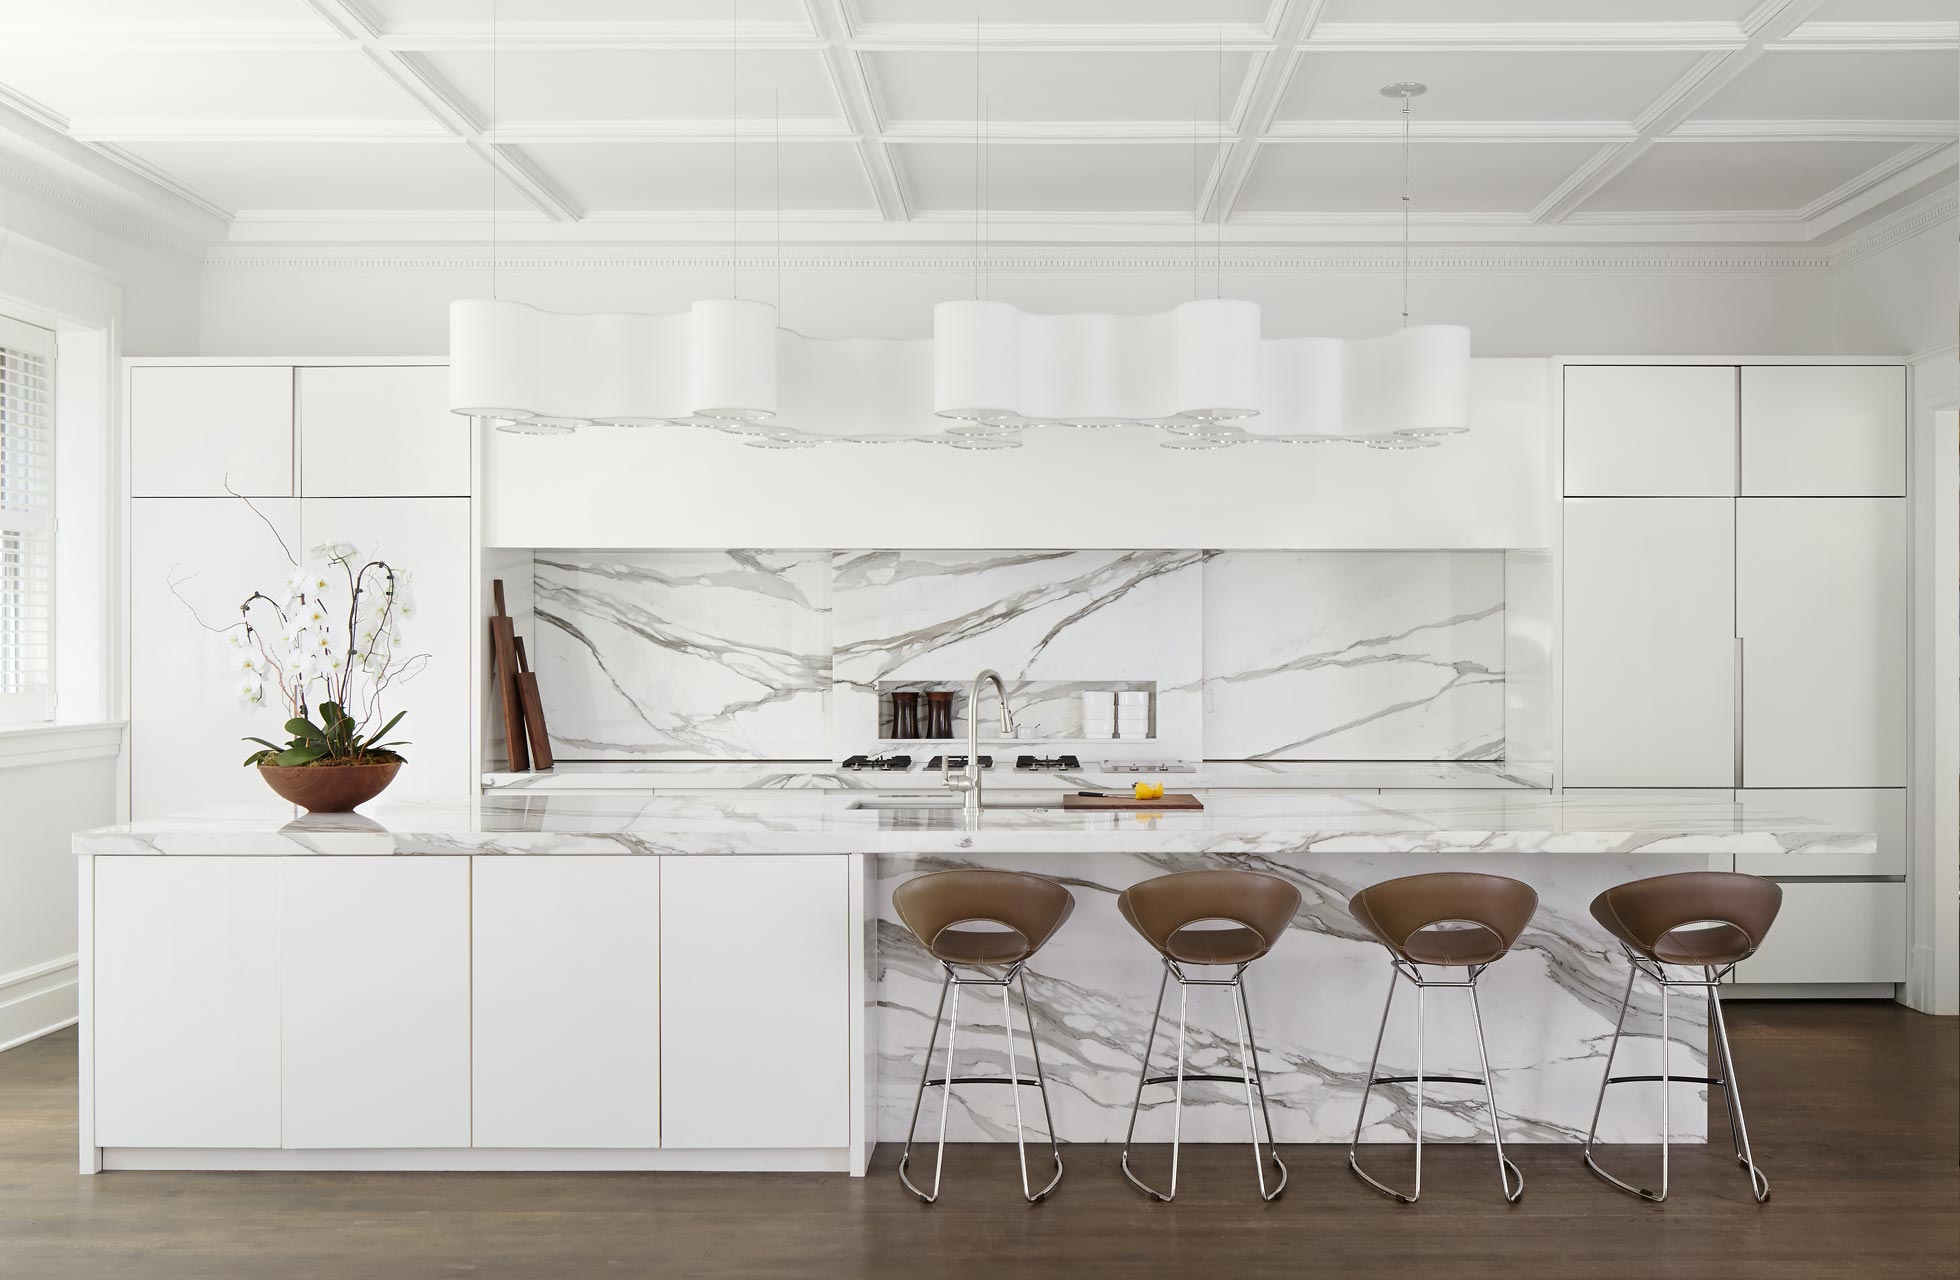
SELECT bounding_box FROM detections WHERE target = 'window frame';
[0,311,57,724]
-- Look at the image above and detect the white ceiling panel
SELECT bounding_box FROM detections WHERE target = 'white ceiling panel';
[895,141,1224,213]
[1693,50,1960,122]
[364,0,815,31]
[1236,140,1603,213]
[1580,139,1920,213]
[1316,0,1762,22]
[851,1,1275,29]
[417,48,844,126]
[866,49,1260,126]
[0,1,334,32]
[0,48,422,122]
[1276,49,1702,124]
[111,140,527,212]
[1806,0,1960,18]
[520,140,876,213]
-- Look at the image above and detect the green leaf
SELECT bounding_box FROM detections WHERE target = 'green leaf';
[361,710,407,749]
[284,717,326,743]
[243,749,275,766]
[275,744,328,766]
[241,736,284,751]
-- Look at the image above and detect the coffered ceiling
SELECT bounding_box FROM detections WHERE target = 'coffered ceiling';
[0,0,1952,255]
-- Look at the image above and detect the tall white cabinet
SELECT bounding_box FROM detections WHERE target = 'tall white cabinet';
[126,361,472,818]
[1560,360,1910,990]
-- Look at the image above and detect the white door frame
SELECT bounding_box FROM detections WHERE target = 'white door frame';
[1909,352,1958,1015]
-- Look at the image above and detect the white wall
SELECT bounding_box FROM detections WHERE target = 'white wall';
[199,255,1844,359]
[1833,219,1957,359]
[0,740,119,1049]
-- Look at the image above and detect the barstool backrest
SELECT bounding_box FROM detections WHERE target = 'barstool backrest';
[1117,869,1301,963]
[1348,872,1538,965]
[1590,871,1782,965]
[893,869,1075,963]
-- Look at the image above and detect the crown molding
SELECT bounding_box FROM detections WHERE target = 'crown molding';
[1302,21,1748,50]
[1827,184,1959,268]
[0,149,208,261]
[201,241,1837,274]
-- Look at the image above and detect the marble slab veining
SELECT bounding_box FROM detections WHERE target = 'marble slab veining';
[479,761,1552,793]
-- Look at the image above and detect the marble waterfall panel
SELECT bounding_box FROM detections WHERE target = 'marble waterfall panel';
[831,550,1205,759]
[1201,551,1506,760]
[876,850,1708,1145]
[532,550,832,759]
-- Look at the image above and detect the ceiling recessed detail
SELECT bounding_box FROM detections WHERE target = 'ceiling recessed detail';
[0,0,1949,248]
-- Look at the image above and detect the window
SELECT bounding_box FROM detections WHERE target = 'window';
[0,314,55,723]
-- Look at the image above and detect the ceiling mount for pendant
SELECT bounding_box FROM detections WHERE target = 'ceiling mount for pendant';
[1380,81,1427,100]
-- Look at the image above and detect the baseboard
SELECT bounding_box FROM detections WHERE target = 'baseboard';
[0,955,79,1052]
[102,1147,855,1173]
[1726,981,1897,1000]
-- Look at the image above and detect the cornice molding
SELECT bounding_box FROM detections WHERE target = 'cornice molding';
[202,242,1836,274]
[1828,184,1960,268]
[0,149,207,261]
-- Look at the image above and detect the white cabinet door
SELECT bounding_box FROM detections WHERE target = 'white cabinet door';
[660,855,851,1149]
[279,858,471,1148]
[1737,788,1906,878]
[94,857,282,1147]
[1740,366,1905,497]
[1734,881,1907,984]
[131,365,293,497]
[1563,365,1736,497]
[1562,499,1736,787]
[298,366,470,498]
[1738,498,1907,787]
[299,499,472,802]
[473,857,661,1148]
[129,498,301,819]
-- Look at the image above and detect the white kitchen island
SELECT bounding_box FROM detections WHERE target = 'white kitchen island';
[73,789,1877,1176]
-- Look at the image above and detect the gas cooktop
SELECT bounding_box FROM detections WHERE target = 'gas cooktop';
[1015,754,1082,771]
[926,754,994,771]
[840,754,913,771]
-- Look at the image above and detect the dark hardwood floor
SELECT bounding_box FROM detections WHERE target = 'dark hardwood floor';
[1,1003,1953,1279]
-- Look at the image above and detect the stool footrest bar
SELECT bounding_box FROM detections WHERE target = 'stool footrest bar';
[924,1075,1046,1088]
[1606,1074,1723,1087]
[1372,1074,1483,1087]
[1141,1073,1251,1087]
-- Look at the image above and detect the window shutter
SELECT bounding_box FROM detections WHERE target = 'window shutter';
[0,314,55,722]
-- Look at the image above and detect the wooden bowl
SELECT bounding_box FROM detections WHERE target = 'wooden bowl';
[258,760,401,812]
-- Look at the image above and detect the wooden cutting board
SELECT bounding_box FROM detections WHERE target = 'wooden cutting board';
[1063,792,1204,811]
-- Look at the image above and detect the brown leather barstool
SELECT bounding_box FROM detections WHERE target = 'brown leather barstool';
[892,869,1075,1204]
[1116,868,1302,1202]
[1583,870,1782,1204]
[1346,871,1538,1204]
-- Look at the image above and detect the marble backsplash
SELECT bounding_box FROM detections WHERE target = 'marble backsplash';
[531,548,1508,762]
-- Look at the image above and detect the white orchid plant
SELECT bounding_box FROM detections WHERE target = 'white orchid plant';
[219,539,423,768]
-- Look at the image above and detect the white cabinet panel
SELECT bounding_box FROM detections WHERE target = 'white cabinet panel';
[1734,881,1907,985]
[279,858,470,1149]
[131,365,293,497]
[1564,365,1736,497]
[299,499,473,802]
[473,858,661,1149]
[298,366,470,498]
[1737,788,1906,878]
[94,857,281,1148]
[661,855,851,1149]
[1562,499,1736,787]
[1738,499,1907,787]
[130,498,301,820]
[1740,365,1905,497]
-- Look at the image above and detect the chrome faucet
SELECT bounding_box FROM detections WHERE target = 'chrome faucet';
[942,669,1015,817]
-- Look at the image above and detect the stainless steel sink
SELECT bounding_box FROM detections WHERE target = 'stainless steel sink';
[847,795,1057,811]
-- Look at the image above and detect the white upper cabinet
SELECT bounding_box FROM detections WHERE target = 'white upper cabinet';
[1740,365,1905,497]
[1738,498,1908,787]
[298,366,470,498]
[1563,365,1736,497]
[132,365,294,497]
[1562,498,1736,788]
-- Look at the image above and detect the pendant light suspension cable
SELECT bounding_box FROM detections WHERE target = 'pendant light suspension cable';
[489,0,497,301]
[775,90,782,316]
[973,0,982,300]
[1381,81,1425,328]
[730,0,740,300]
[1215,23,1223,300]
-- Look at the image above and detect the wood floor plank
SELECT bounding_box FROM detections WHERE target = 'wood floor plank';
[0,1002,1952,1279]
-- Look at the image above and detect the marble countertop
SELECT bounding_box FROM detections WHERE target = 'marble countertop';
[479,760,1552,793]
[75,789,1875,858]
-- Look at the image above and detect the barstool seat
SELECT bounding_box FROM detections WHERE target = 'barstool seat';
[1347,871,1538,1205]
[1117,868,1301,1202]
[1583,871,1782,1204]
[892,869,1074,1205]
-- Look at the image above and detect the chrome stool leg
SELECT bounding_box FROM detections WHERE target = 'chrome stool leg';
[1708,975,1770,1203]
[1351,960,1518,1204]
[1124,960,1283,1202]
[899,962,1064,1204]
[1585,955,1761,1204]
